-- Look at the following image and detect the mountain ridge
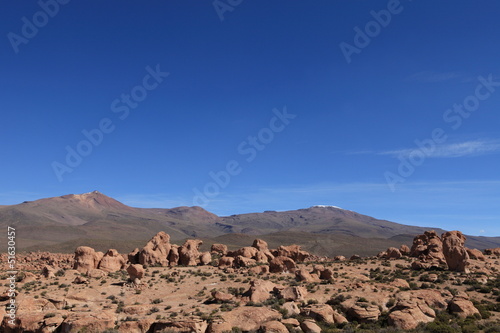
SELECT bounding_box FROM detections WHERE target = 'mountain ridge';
[1,191,499,253]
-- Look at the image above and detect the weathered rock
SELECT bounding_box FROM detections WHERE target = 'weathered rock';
[252,238,269,251]
[391,278,410,289]
[98,249,126,272]
[233,255,256,268]
[269,256,296,273]
[247,280,276,303]
[87,268,107,278]
[73,246,102,273]
[282,302,301,316]
[484,248,500,256]
[139,231,171,267]
[347,303,381,323]
[199,252,212,265]
[300,319,322,333]
[260,320,288,333]
[168,245,180,267]
[179,239,203,266]
[218,256,234,268]
[442,231,470,272]
[232,246,259,259]
[275,244,310,262]
[73,276,89,284]
[210,306,281,332]
[212,290,234,303]
[59,311,117,333]
[150,319,208,333]
[400,244,410,255]
[210,243,228,255]
[334,255,346,261]
[350,254,361,260]
[118,318,154,333]
[302,304,347,324]
[41,265,56,278]
[410,230,448,270]
[248,265,270,275]
[281,318,300,327]
[448,296,480,318]
[276,286,308,302]
[295,268,321,283]
[128,248,140,264]
[386,247,403,259]
[127,264,145,282]
[466,248,485,261]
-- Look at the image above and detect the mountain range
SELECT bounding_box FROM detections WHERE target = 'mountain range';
[1,191,499,256]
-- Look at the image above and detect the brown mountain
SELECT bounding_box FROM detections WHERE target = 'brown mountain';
[1,192,499,255]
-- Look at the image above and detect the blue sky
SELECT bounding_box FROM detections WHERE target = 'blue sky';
[1,1,500,236]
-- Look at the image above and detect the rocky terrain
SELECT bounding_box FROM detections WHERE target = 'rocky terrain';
[1,230,499,332]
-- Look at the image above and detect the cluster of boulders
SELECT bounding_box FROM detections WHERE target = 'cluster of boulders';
[71,232,314,284]
[407,230,473,272]
[213,239,313,274]
[378,230,491,273]
[127,232,211,268]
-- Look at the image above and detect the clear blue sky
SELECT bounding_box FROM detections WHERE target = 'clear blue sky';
[1,1,499,236]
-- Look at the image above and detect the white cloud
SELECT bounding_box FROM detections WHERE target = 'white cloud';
[378,140,500,158]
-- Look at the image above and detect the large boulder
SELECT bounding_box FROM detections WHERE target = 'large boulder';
[138,231,171,267]
[210,243,228,256]
[347,303,381,323]
[179,239,203,266]
[167,244,180,266]
[409,231,448,270]
[252,239,269,251]
[302,304,347,324]
[199,252,212,265]
[126,264,145,283]
[73,246,103,273]
[208,307,281,332]
[269,256,296,273]
[276,286,308,302]
[98,249,126,272]
[247,280,276,303]
[442,231,470,272]
[385,247,403,259]
[275,244,310,262]
[231,247,259,259]
[448,296,480,318]
[466,248,485,261]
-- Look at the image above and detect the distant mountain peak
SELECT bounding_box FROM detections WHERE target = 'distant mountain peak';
[311,205,344,210]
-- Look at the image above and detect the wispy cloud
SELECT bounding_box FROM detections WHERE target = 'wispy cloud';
[351,140,500,159]
[379,140,500,158]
